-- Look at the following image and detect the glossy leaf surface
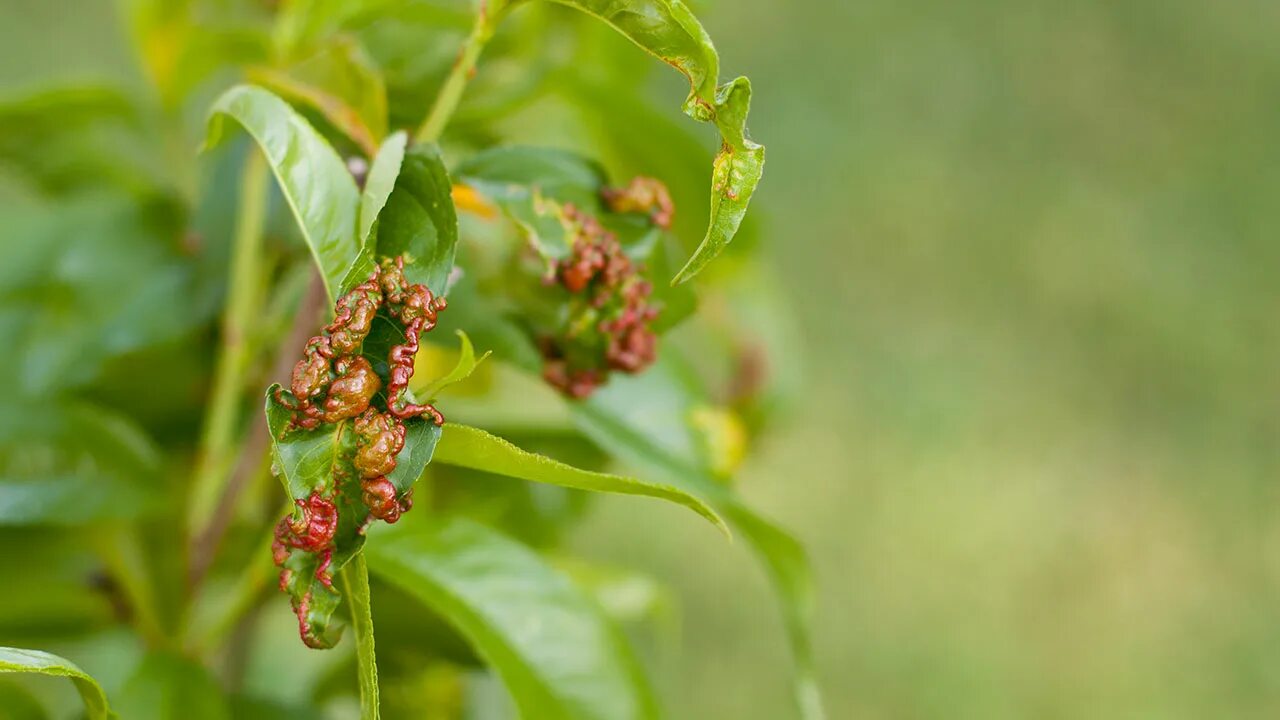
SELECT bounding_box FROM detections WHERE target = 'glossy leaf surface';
[206,84,361,301]
[364,514,658,720]
[365,143,459,295]
[0,647,115,720]
[433,423,728,536]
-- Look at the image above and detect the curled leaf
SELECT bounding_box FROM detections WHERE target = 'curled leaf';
[206,84,361,302]
[538,0,765,283]
[413,330,491,401]
[0,647,116,720]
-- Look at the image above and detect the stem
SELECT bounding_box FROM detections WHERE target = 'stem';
[414,2,501,144]
[188,151,269,534]
[188,513,280,654]
[340,554,381,720]
[188,271,327,590]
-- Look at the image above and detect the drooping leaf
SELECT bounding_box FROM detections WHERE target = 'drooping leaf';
[568,357,824,720]
[250,36,389,158]
[0,402,163,526]
[533,0,765,283]
[116,651,230,720]
[366,143,459,295]
[338,555,380,720]
[0,647,116,720]
[206,84,361,301]
[364,513,658,720]
[413,330,491,401]
[432,423,728,536]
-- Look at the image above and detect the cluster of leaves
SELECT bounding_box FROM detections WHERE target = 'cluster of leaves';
[0,0,817,718]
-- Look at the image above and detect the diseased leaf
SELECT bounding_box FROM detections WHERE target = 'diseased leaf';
[0,646,116,720]
[433,423,728,536]
[568,357,824,720]
[116,651,229,720]
[537,0,765,283]
[339,555,380,720]
[366,143,459,295]
[413,330,491,401]
[454,145,608,259]
[264,386,443,647]
[0,402,163,526]
[364,513,658,720]
[206,84,361,301]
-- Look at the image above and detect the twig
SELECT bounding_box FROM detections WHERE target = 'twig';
[414,1,502,144]
[187,271,327,589]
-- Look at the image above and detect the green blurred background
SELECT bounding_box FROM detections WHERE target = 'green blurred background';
[5,0,1280,718]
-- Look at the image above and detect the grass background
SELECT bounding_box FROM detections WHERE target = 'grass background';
[4,0,1280,717]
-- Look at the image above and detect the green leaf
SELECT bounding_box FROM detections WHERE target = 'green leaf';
[264,387,443,647]
[568,358,824,720]
[116,651,229,720]
[249,35,389,158]
[206,84,361,301]
[339,130,408,293]
[364,514,658,720]
[433,423,728,537]
[536,0,765,283]
[366,143,459,295]
[338,555,380,720]
[0,677,47,719]
[0,647,116,720]
[454,145,608,259]
[414,330,491,402]
[0,402,163,526]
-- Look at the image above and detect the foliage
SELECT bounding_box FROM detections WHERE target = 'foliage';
[0,0,815,717]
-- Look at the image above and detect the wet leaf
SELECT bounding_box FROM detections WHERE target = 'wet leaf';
[432,423,728,536]
[206,84,361,302]
[0,646,116,720]
[364,513,658,720]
